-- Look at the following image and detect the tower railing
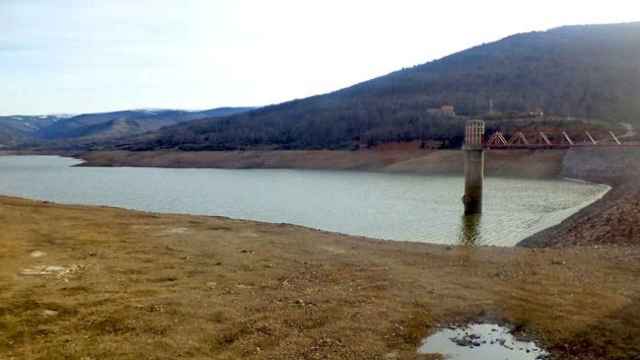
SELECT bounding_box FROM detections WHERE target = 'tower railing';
[464,119,485,150]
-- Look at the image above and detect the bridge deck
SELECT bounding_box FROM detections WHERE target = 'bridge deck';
[484,130,639,150]
[487,143,640,150]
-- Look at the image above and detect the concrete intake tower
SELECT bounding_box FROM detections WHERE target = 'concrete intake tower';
[462,120,485,215]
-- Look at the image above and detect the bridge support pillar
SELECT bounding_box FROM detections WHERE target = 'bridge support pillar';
[463,120,485,215]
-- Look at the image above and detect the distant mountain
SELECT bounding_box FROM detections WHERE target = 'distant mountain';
[0,107,254,147]
[35,108,254,141]
[124,22,640,151]
[0,115,66,146]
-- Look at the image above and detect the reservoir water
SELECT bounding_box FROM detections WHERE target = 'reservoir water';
[0,156,609,246]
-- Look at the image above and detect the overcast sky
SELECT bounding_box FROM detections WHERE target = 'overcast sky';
[1,0,638,115]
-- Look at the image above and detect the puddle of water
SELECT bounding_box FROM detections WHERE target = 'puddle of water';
[418,324,549,360]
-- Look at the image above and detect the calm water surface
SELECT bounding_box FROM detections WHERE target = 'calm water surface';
[0,156,609,246]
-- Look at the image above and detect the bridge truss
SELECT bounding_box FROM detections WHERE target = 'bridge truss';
[485,130,639,149]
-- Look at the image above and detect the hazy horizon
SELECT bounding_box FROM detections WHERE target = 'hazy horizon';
[2,0,639,116]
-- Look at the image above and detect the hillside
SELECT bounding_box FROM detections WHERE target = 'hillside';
[122,22,640,151]
[34,108,254,141]
[0,115,67,146]
[0,107,253,147]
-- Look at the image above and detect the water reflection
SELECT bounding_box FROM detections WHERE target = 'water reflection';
[458,214,482,246]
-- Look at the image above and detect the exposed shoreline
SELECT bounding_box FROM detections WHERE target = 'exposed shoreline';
[520,147,640,247]
[75,149,567,179]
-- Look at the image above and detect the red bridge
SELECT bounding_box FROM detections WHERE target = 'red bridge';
[462,119,638,215]
[484,130,639,149]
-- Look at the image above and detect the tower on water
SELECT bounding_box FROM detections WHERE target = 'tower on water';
[462,120,485,215]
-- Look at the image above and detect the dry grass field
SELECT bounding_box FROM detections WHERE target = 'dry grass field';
[1,196,639,359]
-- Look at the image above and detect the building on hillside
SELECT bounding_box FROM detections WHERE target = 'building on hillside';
[427,105,456,117]
[441,105,456,116]
[529,108,544,117]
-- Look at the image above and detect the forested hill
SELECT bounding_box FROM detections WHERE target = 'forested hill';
[125,22,640,151]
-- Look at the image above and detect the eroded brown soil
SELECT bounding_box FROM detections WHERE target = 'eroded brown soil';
[77,149,566,179]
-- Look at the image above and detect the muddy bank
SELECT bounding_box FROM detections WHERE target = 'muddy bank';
[77,149,567,178]
[521,148,640,247]
[1,196,639,359]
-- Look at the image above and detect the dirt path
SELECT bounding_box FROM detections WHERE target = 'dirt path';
[1,196,639,359]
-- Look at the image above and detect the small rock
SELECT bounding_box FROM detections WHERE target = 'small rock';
[451,337,473,347]
[383,352,399,360]
[19,268,47,276]
[206,282,217,289]
[30,251,47,258]
[42,309,59,317]
[45,266,66,273]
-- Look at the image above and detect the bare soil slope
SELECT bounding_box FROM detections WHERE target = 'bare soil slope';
[78,149,566,179]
